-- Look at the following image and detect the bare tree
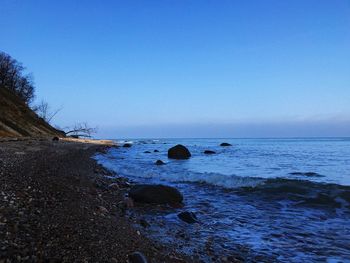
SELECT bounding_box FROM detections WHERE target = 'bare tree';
[0,51,35,104]
[32,100,62,124]
[65,123,97,138]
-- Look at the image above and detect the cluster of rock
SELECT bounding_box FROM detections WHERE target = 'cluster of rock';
[107,141,235,261]
[120,142,233,225]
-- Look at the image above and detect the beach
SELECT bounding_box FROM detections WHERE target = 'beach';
[1,137,350,262]
[0,138,187,262]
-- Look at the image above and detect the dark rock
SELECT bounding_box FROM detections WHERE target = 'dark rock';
[108,183,120,190]
[178,211,198,224]
[154,149,159,152]
[168,144,191,159]
[289,172,323,177]
[302,194,341,208]
[144,151,151,153]
[129,184,183,205]
[155,160,165,165]
[204,150,216,154]
[140,219,150,228]
[52,136,59,141]
[220,143,232,147]
[128,252,148,263]
[123,143,132,148]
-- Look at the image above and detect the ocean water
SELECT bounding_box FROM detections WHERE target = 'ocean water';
[95,138,350,262]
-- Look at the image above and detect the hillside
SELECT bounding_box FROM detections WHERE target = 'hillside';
[0,88,65,137]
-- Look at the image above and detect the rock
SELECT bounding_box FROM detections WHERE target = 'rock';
[220,142,232,147]
[140,218,150,228]
[129,184,183,205]
[168,144,191,159]
[128,252,148,263]
[178,211,198,224]
[289,172,323,177]
[144,151,151,153]
[154,149,159,152]
[108,183,120,191]
[52,136,59,142]
[123,143,132,148]
[97,206,108,214]
[155,160,165,165]
[124,197,134,208]
[204,150,216,154]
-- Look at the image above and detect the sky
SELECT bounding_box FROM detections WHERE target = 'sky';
[1,0,350,138]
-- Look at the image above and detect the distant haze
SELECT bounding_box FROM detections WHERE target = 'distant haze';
[1,1,349,138]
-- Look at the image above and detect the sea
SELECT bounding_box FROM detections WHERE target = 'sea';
[95,138,350,262]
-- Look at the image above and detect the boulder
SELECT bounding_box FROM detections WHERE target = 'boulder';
[178,211,198,224]
[220,142,232,147]
[168,144,191,159]
[52,136,59,141]
[123,143,132,148]
[128,252,148,263]
[129,184,183,205]
[204,150,216,154]
[155,160,165,165]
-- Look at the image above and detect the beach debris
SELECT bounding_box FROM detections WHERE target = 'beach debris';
[155,160,165,165]
[178,211,198,224]
[129,184,183,205]
[220,143,232,147]
[123,143,132,148]
[168,144,191,159]
[128,252,148,263]
[204,150,216,154]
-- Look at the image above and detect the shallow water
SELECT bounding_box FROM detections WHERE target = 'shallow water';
[95,138,350,262]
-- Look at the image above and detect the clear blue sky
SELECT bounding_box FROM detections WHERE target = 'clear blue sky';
[1,0,350,138]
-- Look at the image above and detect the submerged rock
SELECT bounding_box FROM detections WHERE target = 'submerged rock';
[140,218,150,228]
[178,211,198,224]
[128,252,148,263]
[123,143,132,148]
[129,184,183,205]
[154,149,159,152]
[155,160,165,165]
[204,150,216,154]
[168,144,191,159]
[289,172,324,177]
[220,142,232,147]
[144,151,151,153]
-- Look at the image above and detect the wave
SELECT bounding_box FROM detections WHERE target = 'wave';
[95,153,350,209]
[172,171,350,208]
[236,178,350,209]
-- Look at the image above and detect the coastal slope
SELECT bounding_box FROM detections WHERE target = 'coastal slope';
[0,88,64,137]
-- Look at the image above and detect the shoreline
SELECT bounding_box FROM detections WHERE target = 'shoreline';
[0,138,187,262]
